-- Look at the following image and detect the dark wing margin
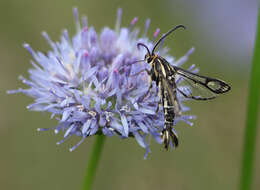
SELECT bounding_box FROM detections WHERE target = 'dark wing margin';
[173,66,231,94]
[169,65,230,100]
[176,75,218,100]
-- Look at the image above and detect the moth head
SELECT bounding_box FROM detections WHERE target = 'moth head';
[145,53,153,64]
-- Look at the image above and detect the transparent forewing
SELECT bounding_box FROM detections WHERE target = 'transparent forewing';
[172,66,231,100]
[177,76,217,100]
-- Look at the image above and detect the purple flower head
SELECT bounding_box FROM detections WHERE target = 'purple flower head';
[8,8,197,158]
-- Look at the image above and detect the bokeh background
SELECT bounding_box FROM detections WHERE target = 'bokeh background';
[1,0,259,190]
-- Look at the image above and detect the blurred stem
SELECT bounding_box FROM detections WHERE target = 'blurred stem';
[239,4,260,190]
[82,134,106,190]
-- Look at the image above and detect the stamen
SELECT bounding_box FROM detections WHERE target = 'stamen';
[174,47,195,66]
[7,88,24,94]
[120,105,131,112]
[56,135,71,145]
[115,8,122,32]
[73,7,80,31]
[84,52,89,57]
[62,29,70,42]
[69,137,86,152]
[23,44,38,61]
[188,64,196,71]
[113,68,118,74]
[186,47,195,56]
[42,31,58,53]
[82,26,88,33]
[130,17,138,26]
[37,128,52,132]
[81,27,88,49]
[129,17,138,31]
[18,75,35,87]
[56,57,70,75]
[143,19,151,37]
[81,16,88,27]
[54,128,59,134]
[152,28,160,42]
[88,111,97,117]
[105,111,114,122]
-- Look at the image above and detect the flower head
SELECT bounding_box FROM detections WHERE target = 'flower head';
[9,8,196,157]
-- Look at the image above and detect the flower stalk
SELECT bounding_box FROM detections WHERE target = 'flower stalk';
[82,135,106,190]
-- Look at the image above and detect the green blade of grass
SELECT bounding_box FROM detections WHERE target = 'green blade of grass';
[239,4,260,190]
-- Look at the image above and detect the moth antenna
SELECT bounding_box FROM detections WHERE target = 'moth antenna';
[152,25,186,55]
[137,43,151,56]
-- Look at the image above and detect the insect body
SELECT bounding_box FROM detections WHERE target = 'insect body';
[137,25,231,150]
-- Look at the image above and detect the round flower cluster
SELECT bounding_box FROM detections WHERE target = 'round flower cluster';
[9,8,196,157]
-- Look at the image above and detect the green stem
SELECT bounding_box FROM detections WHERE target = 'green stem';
[239,4,260,190]
[82,135,106,190]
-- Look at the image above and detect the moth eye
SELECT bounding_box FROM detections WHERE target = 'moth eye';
[147,57,153,63]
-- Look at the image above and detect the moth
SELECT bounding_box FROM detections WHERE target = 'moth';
[137,25,231,150]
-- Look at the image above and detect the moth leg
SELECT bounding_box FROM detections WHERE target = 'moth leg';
[142,68,155,98]
[131,69,154,99]
[143,78,153,98]
[155,82,163,113]
[156,100,161,113]
[156,86,162,113]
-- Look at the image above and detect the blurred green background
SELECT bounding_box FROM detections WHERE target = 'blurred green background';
[1,0,259,190]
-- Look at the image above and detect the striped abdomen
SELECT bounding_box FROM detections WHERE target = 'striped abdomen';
[161,82,179,150]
